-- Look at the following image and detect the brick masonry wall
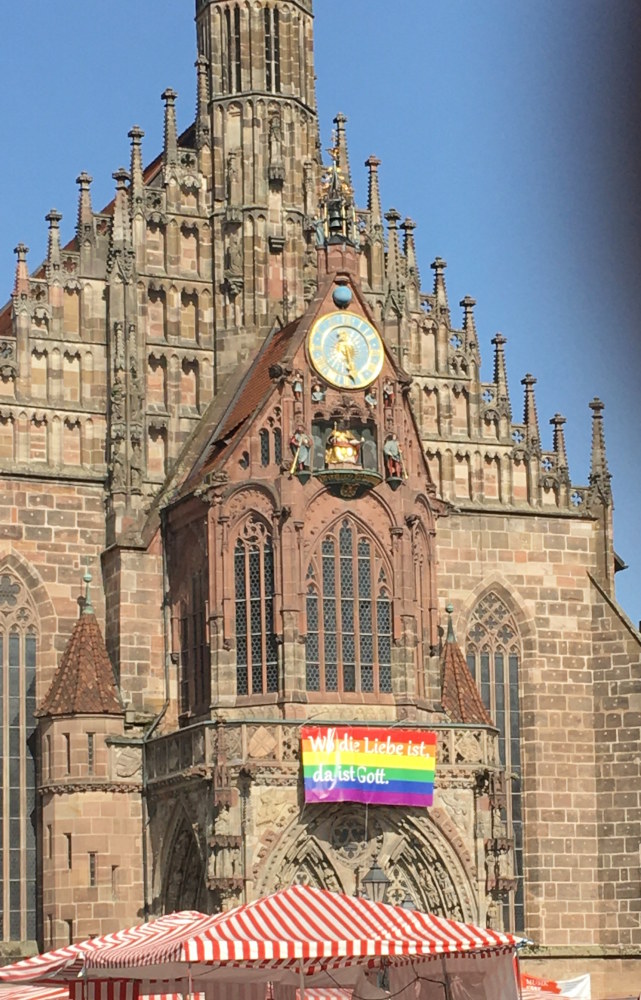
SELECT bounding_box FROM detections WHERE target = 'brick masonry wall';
[437,509,604,947]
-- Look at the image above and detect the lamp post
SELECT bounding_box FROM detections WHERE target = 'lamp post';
[361,860,390,903]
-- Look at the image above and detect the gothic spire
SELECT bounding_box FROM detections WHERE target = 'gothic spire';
[385,209,402,293]
[366,155,383,229]
[589,397,612,503]
[162,88,178,167]
[550,413,568,472]
[12,243,29,296]
[521,373,540,453]
[333,112,353,194]
[45,209,62,272]
[111,168,132,247]
[491,333,511,420]
[401,217,420,287]
[195,55,211,148]
[431,257,450,320]
[76,172,94,241]
[461,296,481,367]
[441,605,492,726]
[128,126,145,211]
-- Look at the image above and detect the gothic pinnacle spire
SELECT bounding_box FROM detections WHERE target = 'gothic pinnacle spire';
[589,397,612,503]
[491,333,511,420]
[385,209,402,293]
[401,217,420,287]
[333,112,353,194]
[111,168,132,246]
[461,296,481,367]
[128,126,145,210]
[365,155,383,228]
[76,172,94,240]
[82,565,94,616]
[521,374,540,453]
[45,209,62,269]
[162,88,178,166]
[431,257,450,320]
[195,56,211,148]
[550,413,569,472]
[12,243,29,296]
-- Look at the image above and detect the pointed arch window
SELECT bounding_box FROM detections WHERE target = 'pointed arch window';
[466,592,523,933]
[225,5,242,93]
[234,519,278,696]
[264,7,281,93]
[306,519,392,695]
[0,572,38,943]
[178,568,209,716]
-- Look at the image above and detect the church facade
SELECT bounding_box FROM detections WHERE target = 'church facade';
[0,2,639,995]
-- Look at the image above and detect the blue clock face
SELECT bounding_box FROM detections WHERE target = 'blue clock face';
[307,311,384,389]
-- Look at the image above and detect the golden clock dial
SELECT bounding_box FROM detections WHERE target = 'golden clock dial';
[307,311,384,390]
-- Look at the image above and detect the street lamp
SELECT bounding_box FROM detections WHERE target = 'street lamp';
[361,860,390,903]
[400,890,415,910]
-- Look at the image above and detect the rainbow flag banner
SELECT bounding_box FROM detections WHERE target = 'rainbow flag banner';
[301,726,437,807]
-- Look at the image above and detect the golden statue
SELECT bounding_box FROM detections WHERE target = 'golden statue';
[325,424,363,466]
[334,329,357,381]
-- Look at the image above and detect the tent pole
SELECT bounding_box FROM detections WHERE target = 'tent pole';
[440,957,453,1000]
[298,964,306,1000]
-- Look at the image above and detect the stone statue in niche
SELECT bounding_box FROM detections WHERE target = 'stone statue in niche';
[111,375,126,423]
[268,113,283,166]
[110,434,126,491]
[113,321,125,372]
[383,433,406,479]
[289,426,312,473]
[311,381,326,404]
[325,423,363,467]
[227,231,243,276]
[364,387,377,410]
[292,371,303,402]
[226,150,241,205]
[383,378,395,407]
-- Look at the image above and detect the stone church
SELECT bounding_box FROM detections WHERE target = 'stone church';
[0,1,639,994]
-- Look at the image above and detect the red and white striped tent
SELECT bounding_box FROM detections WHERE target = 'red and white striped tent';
[0,887,524,1000]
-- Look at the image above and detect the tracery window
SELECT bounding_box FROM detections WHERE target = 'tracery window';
[225,5,242,93]
[0,572,37,943]
[234,519,278,696]
[178,569,209,716]
[466,591,524,932]
[306,519,392,694]
[264,6,281,93]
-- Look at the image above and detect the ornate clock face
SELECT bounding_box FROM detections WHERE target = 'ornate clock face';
[307,311,384,390]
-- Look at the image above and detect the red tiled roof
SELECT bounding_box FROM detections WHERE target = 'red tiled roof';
[37,612,123,717]
[441,626,493,727]
[197,317,301,479]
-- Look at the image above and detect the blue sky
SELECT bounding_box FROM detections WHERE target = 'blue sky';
[1,2,639,622]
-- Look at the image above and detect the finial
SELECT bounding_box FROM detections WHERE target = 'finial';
[365,155,383,227]
[445,603,455,642]
[128,126,145,209]
[76,172,94,238]
[431,257,450,318]
[82,564,94,616]
[550,413,568,469]
[490,332,510,419]
[401,218,420,287]
[46,209,62,266]
[521,373,540,452]
[195,56,211,148]
[162,87,178,166]
[13,243,29,295]
[333,112,353,193]
[589,397,612,502]
[385,209,402,292]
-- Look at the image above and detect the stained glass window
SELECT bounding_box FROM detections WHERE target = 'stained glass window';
[0,575,38,944]
[235,519,278,696]
[306,520,392,694]
[259,430,270,467]
[466,592,523,933]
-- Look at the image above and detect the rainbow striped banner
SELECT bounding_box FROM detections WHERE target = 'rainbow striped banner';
[301,726,437,807]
